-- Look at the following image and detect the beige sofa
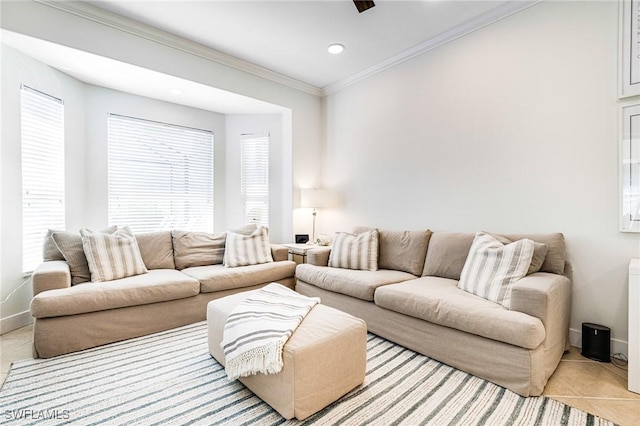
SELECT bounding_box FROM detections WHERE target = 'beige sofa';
[295,229,571,397]
[30,229,296,358]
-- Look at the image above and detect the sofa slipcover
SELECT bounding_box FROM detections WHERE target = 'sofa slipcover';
[31,269,200,318]
[295,229,571,397]
[183,261,297,293]
[30,229,296,358]
[374,277,546,349]
[295,265,415,301]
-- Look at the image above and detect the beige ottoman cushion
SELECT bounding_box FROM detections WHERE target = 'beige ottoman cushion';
[207,290,367,420]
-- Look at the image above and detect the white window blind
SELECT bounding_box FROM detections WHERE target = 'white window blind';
[108,114,214,233]
[241,133,269,227]
[21,85,65,273]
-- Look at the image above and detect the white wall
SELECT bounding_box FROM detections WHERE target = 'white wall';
[323,1,640,350]
[83,85,227,231]
[0,45,87,330]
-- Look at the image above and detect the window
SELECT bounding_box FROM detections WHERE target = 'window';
[21,86,65,273]
[108,114,214,233]
[240,133,269,226]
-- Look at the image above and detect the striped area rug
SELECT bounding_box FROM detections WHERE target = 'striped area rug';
[0,322,615,426]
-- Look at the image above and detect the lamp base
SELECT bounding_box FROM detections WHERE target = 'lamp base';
[311,208,317,244]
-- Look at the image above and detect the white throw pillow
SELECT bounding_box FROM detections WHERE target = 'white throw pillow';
[458,231,534,309]
[224,226,274,268]
[328,229,379,271]
[81,226,148,282]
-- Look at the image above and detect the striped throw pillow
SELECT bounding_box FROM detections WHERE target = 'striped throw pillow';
[223,226,274,268]
[51,226,118,284]
[328,229,379,271]
[458,232,534,309]
[80,226,148,282]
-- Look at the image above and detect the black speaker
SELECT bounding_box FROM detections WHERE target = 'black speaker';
[581,323,610,362]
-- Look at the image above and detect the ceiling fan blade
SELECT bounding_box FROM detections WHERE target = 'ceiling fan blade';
[353,1,375,14]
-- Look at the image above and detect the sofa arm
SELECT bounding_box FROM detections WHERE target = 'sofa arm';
[510,272,571,328]
[32,261,71,296]
[307,247,332,266]
[270,244,289,262]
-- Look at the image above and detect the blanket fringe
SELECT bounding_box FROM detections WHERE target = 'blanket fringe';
[225,340,286,380]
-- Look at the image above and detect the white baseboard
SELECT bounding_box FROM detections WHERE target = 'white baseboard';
[569,327,628,358]
[0,311,33,335]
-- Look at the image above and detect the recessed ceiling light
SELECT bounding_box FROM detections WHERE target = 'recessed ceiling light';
[169,88,183,95]
[328,44,345,55]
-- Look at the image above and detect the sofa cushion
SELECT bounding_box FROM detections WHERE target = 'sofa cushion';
[353,227,431,276]
[183,261,296,293]
[224,226,274,267]
[528,242,548,274]
[172,230,227,270]
[329,229,379,271]
[501,233,565,274]
[374,277,545,349]
[30,269,199,318]
[307,247,332,266]
[51,226,118,284]
[458,232,534,309]
[295,264,414,301]
[81,226,148,282]
[494,234,547,275]
[136,231,175,270]
[42,230,65,262]
[270,244,290,262]
[422,232,474,280]
[422,232,567,280]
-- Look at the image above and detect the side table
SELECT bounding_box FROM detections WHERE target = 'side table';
[281,243,317,264]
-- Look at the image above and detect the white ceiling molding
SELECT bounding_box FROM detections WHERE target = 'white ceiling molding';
[323,0,543,96]
[35,0,324,97]
[35,0,540,99]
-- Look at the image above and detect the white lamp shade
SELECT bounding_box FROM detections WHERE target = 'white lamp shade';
[300,189,331,209]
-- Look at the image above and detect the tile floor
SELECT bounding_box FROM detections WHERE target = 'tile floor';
[543,346,640,425]
[1,324,639,425]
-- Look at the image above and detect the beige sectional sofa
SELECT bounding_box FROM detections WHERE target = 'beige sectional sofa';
[30,228,296,358]
[295,228,571,397]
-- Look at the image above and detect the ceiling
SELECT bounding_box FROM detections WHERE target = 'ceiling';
[3,1,535,113]
[84,0,518,90]
[2,29,288,114]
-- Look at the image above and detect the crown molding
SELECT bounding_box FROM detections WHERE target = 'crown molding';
[322,0,543,96]
[33,0,541,99]
[34,0,324,97]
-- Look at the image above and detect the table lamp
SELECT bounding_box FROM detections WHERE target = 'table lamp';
[300,189,330,244]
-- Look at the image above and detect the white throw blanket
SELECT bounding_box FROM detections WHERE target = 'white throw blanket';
[221,283,320,380]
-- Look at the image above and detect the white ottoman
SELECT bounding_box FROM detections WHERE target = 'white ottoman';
[207,290,367,420]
